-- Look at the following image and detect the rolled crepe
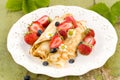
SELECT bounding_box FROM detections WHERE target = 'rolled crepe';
[48,22,86,67]
[30,15,66,59]
[30,14,86,67]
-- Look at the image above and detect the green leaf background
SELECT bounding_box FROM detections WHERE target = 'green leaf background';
[6,0,23,11]
[6,0,50,13]
[111,1,120,17]
[35,0,50,7]
[90,1,120,25]
[90,3,110,19]
[22,0,38,13]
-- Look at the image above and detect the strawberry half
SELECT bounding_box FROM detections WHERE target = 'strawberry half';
[57,21,73,32]
[58,30,67,39]
[57,21,73,38]
[28,21,44,33]
[78,43,92,55]
[37,15,50,28]
[84,28,95,37]
[24,32,38,45]
[83,36,96,46]
[65,16,78,28]
[50,34,63,49]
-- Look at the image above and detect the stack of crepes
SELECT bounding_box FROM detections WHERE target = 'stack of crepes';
[30,14,86,67]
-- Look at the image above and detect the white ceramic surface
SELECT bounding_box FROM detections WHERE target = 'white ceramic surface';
[7,5,118,78]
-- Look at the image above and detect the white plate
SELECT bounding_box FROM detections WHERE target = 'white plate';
[7,5,118,78]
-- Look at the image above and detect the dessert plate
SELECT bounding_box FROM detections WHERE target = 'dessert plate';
[7,5,118,78]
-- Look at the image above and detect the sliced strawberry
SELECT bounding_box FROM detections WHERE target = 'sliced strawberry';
[24,32,38,45]
[50,34,63,49]
[84,28,95,37]
[37,15,50,28]
[28,21,44,33]
[57,21,73,32]
[83,36,96,46]
[58,30,67,39]
[65,16,78,28]
[57,21,73,38]
[78,43,92,55]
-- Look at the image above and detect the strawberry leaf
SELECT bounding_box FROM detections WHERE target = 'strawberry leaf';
[35,0,50,7]
[111,1,120,17]
[108,13,118,25]
[22,0,38,14]
[90,3,118,25]
[6,0,50,13]
[90,3,110,20]
[6,0,23,11]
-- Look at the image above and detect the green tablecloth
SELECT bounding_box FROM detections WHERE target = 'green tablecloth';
[0,0,120,80]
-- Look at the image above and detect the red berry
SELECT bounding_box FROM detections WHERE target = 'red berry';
[58,30,67,39]
[37,15,50,28]
[65,16,78,28]
[28,21,44,33]
[50,34,63,49]
[57,21,73,38]
[24,32,38,45]
[83,36,96,46]
[57,21,73,32]
[84,28,95,37]
[78,44,92,55]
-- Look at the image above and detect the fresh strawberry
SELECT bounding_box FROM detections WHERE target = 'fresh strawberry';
[84,28,95,37]
[83,36,96,46]
[78,43,92,55]
[28,21,44,33]
[65,16,78,28]
[50,34,63,49]
[58,30,67,39]
[24,32,38,45]
[37,15,50,28]
[57,21,73,38]
[57,21,73,32]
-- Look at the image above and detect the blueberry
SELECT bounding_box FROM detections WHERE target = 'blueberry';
[37,30,42,36]
[43,61,49,66]
[24,75,30,80]
[55,22,60,26]
[50,48,57,53]
[69,59,75,64]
